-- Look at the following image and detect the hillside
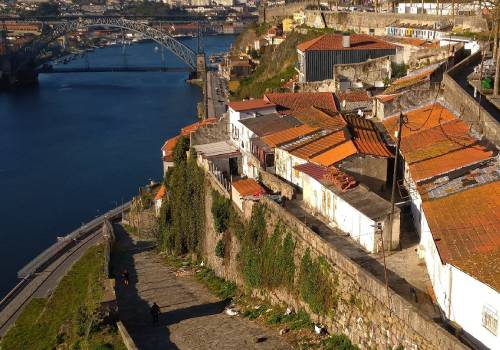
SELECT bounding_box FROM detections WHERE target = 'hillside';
[232,27,331,99]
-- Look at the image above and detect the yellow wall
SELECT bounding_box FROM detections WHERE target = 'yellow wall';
[282,18,294,33]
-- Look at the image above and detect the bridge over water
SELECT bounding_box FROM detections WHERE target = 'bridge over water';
[0,16,207,88]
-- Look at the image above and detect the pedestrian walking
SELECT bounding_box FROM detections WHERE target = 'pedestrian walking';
[151,302,161,324]
[122,269,129,286]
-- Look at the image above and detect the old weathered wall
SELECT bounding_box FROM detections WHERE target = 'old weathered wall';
[375,86,437,120]
[303,11,487,34]
[296,79,337,92]
[339,156,388,195]
[333,56,391,87]
[201,177,468,350]
[259,169,295,199]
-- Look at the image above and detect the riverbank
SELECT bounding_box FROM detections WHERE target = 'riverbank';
[0,244,125,349]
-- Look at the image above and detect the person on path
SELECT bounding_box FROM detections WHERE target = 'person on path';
[151,302,161,324]
[122,269,130,286]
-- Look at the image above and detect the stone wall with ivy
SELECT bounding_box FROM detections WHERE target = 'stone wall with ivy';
[200,179,467,350]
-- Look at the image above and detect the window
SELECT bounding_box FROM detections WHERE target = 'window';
[482,305,498,335]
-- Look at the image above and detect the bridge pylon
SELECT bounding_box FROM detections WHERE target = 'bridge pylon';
[196,52,206,80]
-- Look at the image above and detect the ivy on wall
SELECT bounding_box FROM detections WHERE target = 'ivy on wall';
[237,205,295,290]
[299,249,338,316]
[211,190,231,233]
[158,138,205,255]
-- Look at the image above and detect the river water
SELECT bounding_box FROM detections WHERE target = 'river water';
[0,35,235,298]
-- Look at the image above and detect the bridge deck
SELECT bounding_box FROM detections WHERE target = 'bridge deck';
[37,66,193,74]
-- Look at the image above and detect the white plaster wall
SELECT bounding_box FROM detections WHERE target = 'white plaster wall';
[274,148,307,188]
[331,192,376,252]
[302,172,377,252]
[231,186,244,211]
[449,266,500,350]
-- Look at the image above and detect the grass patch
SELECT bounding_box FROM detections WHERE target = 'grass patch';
[195,267,237,300]
[0,245,125,350]
[122,223,139,235]
[321,334,360,350]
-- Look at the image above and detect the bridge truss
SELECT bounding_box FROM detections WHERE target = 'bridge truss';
[15,17,198,72]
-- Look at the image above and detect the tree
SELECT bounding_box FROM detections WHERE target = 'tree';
[32,2,60,17]
[173,135,190,165]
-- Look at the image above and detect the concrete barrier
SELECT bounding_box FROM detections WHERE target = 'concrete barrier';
[117,321,138,350]
[17,201,131,279]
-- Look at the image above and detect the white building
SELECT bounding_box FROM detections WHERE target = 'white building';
[294,162,398,253]
[228,99,290,178]
[383,103,499,349]
[397,2,481,16]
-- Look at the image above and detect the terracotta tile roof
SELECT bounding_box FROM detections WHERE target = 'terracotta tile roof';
[337,90,371,103]
[264,92,338,113]
[290,130,347,159]
[344,115,392,157]
[400,120,479,164]
[161,135,180,152]
[297,34,397,52]
[181,118,217,135]
[232,178,266,197]
[422,181,500,291]
[310,141,358,167]
[383,103,456,140]
[261,125,320,147]
[289,106,346,130]
[294,162,357,192]
[228,99,276,112]
[384,68,434,94]
[409,147,493,182]
[155,184,167,201]
[375,93,401,103]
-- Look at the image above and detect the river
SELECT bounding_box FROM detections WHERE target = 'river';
[0,35,235,298]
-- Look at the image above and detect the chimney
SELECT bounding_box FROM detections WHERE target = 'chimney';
[342,33,351,48]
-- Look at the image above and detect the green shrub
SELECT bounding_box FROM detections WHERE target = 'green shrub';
[321,334,360,350]
[391,62,408,79]
[215,238,225,258]
[298,249,337,315]
[238,206,296,290]
[211,190,231,233]
[196,267,236,299]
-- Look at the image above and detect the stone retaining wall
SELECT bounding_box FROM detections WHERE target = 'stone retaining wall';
[201,178,468,349]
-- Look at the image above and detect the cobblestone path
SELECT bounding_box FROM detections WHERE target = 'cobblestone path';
[112,224,292,350]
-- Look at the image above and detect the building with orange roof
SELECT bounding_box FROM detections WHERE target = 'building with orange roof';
[294,162,400,253]
[231,178,266,211]
[383,102,499,348]
[161,135,180,175]
[154,184,167,217]
[264,92,338,113]
[273,114,392,193]
[296,33,398,82]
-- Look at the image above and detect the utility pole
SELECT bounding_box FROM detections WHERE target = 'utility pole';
[388,112,404,250]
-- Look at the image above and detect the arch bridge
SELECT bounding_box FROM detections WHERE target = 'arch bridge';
[2,17,205,86]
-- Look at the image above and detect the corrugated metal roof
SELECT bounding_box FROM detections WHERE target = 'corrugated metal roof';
[232,178,266,197]
[261,125,320,147]
[239,114,302,137]
[291,131,347,159]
